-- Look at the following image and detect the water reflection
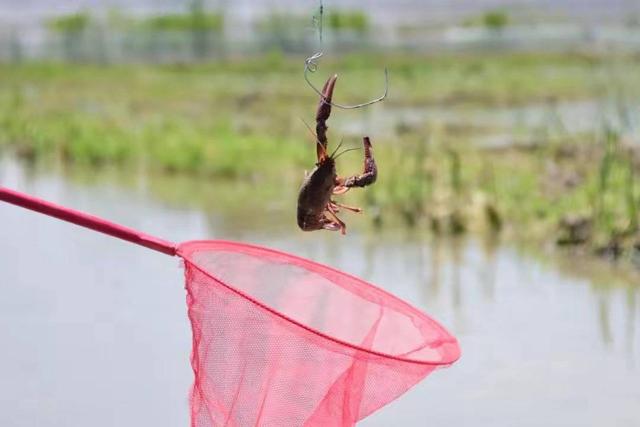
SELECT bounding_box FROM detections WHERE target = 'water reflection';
[1,156,639,427]
[598,291,613,346]
[627,288,637,369]
[480,233,499,301]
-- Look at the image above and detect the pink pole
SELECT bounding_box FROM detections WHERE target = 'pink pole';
[0,186,177,256]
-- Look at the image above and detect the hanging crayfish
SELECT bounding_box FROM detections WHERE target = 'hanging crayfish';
[297,75,377,234]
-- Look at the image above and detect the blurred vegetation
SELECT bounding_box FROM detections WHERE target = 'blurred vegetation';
[1,52,640,261]
[327,10,369,33]
[463,10,510,31]
[47,12,91,33]
[142,13,223,32]
[256,9,368,42]
[48,7,224,33]
[255,14,313,53]
[483,11,509,31]
[46,5,225,62]
[47,12,93,62]
[39,6,375,63]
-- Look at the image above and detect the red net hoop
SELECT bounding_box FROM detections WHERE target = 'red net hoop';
[178,241,460,427]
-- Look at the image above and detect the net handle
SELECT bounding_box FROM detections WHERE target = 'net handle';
[0,186,177,256]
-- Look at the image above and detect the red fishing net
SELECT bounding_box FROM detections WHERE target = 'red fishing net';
[1,187,460,426]
[178,241,460,427]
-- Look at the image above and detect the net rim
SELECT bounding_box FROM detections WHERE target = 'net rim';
[177,239,461,367]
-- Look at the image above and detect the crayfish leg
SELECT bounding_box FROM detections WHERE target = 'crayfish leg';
[330,201,362,213]
[326,205,347,235]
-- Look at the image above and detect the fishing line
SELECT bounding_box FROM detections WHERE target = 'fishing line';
[304,0,388,109]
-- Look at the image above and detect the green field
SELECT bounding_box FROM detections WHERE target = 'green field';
[1,52,640,259]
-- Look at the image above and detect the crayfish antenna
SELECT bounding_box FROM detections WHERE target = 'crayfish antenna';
[333,147,361,160]
[300,118,318,139]
[329,138,345,158]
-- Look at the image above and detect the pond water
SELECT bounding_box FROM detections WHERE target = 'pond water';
[337,98,640,148]
[0,156,639,426]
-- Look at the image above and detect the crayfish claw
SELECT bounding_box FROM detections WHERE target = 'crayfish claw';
[316,74,338,147]
[342,137,378,188]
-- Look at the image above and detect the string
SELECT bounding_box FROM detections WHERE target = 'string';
[304,0,388,109]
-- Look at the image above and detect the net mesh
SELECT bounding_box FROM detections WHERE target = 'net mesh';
[178,241,460,427]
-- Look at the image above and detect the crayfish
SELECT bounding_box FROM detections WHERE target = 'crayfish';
[297,75,377,234]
